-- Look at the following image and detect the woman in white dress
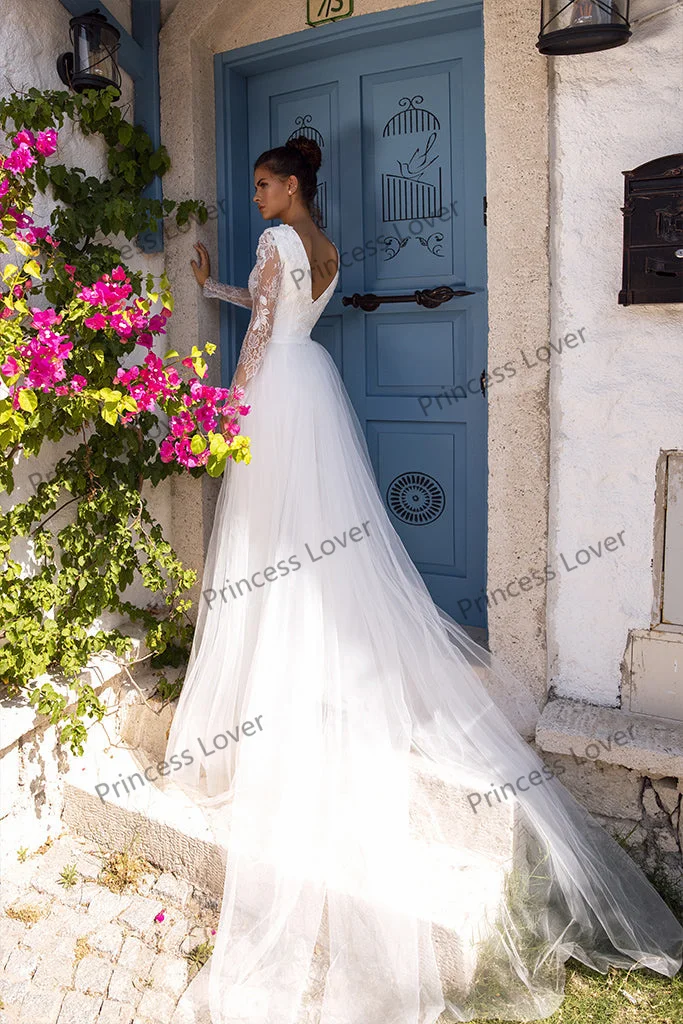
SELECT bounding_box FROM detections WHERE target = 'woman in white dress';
[163,136,683,1024]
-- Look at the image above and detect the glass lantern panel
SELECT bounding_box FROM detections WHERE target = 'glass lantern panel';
[74,23,118,81]
[543,0,628,31]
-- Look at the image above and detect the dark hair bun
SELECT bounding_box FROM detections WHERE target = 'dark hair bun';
[286,135,322,173]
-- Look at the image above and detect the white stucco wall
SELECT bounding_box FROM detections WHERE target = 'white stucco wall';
[546,4,683,705]
[0,0,173,631]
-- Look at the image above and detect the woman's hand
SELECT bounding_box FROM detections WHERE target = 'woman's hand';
[191,242,211,287]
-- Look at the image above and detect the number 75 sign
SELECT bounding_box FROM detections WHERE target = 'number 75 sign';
[307,0,354,27]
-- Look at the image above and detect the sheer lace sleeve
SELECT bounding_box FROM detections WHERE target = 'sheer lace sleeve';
[203,276,253,308]
[230,229,283,389]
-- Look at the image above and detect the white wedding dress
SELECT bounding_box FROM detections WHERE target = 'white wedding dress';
[161,222,682,1024]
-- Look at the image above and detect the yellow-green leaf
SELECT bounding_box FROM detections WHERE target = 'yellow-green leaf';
[18,389,37,413]
[101,406,118,426]
[190,433,207,455]
[14,240,36,257]
[23,259,42,279]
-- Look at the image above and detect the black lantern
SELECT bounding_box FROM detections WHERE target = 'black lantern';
[537,1,631,55]
[57,8,121,96]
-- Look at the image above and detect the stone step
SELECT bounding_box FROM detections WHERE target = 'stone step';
[62,674,528,1006]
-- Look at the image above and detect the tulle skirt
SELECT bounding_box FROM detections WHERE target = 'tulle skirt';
[161,336,682,1024]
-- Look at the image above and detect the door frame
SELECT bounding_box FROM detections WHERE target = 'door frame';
[197,0,552,700]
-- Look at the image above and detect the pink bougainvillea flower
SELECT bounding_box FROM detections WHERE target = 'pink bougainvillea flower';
[30,308,62,328]
[111,265,127,281]
[1,356,20,377]
[70,375,87,392]
[35,129,58,157]
[64,263,76,277]
[13,129,36,148]
[0,178,9,198]
[154,910,166,923]
[4,144,36,175]
[159,438,175,463]
[84,312,108,330]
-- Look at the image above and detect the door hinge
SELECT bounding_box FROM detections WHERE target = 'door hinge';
[483,195,487,227]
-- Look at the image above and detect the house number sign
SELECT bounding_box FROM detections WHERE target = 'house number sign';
[307,0,353,27]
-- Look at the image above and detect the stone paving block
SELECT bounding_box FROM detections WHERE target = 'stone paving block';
[30,874,94,911]
[116,938,155,977]
[85,890,134,929]
[84,923,124,959]
[151,874,192,909]
[116,897,164,937]
[31,952,75,991]
[0,919,27,969]
[73,854,106,883]
[148,953,188,1001]
[55,991,103,1024]
[107,968,144,1009]
[20,914,79,956]
[4,949,38,981]
[97,1001,134,1024]
[0,972,29,1010]
[74,955,114,997]
[17,985,65,1024]
[135,989,176,1023]
[32,838,85,879]
[143,913,192,956]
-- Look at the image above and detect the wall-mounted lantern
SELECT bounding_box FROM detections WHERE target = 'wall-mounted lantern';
[537,1,631,54]
[619,154,683,306]
[57,8,121,96]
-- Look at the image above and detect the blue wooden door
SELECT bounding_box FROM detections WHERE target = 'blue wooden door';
[242,23,488,629]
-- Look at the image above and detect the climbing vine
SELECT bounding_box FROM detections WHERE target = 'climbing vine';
[0,86,250,754]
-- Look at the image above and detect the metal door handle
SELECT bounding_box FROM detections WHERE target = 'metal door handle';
[342,285,474,311]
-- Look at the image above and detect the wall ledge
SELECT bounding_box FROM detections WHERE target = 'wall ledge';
[535,697,683,778]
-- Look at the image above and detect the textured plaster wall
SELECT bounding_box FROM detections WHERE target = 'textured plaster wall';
[0,0,173,627]
[546,4,683,705]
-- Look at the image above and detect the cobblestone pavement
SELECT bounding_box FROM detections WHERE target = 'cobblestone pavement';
[0,830,220,1024]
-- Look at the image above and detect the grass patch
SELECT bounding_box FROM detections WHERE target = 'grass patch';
[498,960,683,1024]
[5,902,47,925]
[185,940,214,976]
[74,937,92,961]
[98,832,154,894]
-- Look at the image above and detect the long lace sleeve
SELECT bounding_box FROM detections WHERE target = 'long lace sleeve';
[230,229,283,389]
[203,276,253,308]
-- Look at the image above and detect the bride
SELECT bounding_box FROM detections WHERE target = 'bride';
[161,135,682,1024]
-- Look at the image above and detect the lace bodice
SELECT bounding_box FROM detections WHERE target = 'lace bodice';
[203,223,340,388]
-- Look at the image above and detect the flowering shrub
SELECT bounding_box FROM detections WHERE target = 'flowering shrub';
[0,87,249,752]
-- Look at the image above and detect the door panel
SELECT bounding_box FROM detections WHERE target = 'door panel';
[243,21,488,628]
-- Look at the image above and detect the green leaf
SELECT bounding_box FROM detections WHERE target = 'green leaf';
[190,434,206,455]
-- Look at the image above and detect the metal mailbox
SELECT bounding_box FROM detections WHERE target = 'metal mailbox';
[619,154,683,306]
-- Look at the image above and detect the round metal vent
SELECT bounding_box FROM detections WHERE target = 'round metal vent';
[386,472,445,525]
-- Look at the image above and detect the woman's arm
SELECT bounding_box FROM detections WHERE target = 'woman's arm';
[203,276,253,309]
[191,241,253,308]
[225,228,283,402]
